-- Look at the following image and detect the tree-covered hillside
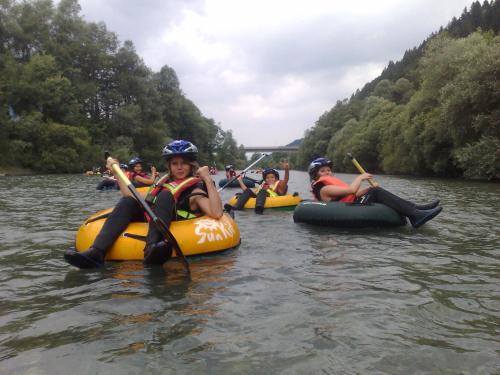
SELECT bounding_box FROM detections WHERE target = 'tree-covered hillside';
[0,0,246,173]
[297,0,500,180]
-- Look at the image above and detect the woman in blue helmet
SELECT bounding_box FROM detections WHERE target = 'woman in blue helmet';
[64,140,223,268]
[308,157,442,228]
[230,160,290,214]
[127,157,158,187]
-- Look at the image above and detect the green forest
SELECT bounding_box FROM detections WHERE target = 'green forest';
[1,0,499,179]
[296,0,500,180]
[0,0,247,173]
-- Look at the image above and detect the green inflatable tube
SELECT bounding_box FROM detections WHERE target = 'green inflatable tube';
[293,201,406,228]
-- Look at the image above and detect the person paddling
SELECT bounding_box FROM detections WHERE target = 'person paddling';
[228,161,290,214]
[64,140,223,268]
[308,157,442,228]
[127,157,158,187]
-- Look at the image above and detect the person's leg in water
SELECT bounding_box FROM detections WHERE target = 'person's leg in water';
[359,187,442,228]
[255,190,268,214]
[143,190,175,265]
[64,196,145,268]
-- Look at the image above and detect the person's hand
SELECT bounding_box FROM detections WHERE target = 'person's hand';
[151,166,158,177]
[359,173,373,181]
[197,166,210,179]
[106,158,119,171]
[280,160,289,169]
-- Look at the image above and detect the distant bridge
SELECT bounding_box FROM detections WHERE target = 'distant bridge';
[242,146,299,153]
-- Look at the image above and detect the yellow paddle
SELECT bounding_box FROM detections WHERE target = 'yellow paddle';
[346,153,379,188]
[105,152,190,275]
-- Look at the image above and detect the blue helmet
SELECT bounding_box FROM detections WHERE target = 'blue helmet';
[308,157,333,180]
[119,163,128,170]
[162,140,198,161]
[128,157,143,168]
[262,168,279,180]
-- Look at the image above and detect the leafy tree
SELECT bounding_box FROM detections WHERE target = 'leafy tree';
[297,1,500,180]
[0,0,246,173]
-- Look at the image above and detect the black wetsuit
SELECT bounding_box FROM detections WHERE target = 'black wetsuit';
[92,182,206,252]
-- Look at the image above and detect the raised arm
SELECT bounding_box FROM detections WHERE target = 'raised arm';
[277,160,290,194]
[191,166,223,219]
[237,175,249,191]
[134,166,158,186]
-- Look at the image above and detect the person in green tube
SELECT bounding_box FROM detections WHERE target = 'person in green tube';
[308,157,442,228]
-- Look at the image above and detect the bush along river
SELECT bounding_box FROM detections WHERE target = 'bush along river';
[0,171,498,374]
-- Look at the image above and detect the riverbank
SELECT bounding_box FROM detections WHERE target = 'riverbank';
[0,167,36,176]
[0,166,498,182]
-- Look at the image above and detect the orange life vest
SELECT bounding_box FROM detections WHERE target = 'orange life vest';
[147,177,204,220]
[312,175,356,203]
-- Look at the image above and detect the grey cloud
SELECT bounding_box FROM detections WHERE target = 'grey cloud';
[79,0,204,49]
[221,1,473,77]
[76,0,475,145]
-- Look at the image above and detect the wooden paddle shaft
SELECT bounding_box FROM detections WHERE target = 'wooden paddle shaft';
[349,155,377,188]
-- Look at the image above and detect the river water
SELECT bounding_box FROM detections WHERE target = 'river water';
[0,171,498,374]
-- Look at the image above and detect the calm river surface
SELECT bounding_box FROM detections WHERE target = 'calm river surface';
[0,171,498,374]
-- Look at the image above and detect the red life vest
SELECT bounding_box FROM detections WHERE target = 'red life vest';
[312,175,356,203]
[126,171,150,187]
[126,170,148,179]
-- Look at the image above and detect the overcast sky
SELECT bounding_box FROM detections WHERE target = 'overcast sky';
[77,0,475,146]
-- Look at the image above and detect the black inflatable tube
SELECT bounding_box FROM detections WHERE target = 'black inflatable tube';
[293,200,406,228]
[96,179,119,190]
[218,177,256,188]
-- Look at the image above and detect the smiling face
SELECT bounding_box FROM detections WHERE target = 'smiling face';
[264,173,277,185]
[317,166,332,178]
[168,156,192,180]
[133,163,143,173]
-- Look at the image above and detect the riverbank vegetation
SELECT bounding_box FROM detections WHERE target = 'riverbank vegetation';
[297,1,500,180]
[2,1,499,179]
[0,0,246,173]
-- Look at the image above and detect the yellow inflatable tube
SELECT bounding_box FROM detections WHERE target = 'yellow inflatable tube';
[75,208,241,260]
[227,194,302,210]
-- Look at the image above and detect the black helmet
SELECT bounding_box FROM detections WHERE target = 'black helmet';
[308,157,333,180]
[128,157,143,168]
[262,168,279,180]
[119,163,128,170]
[162,140,198,161]
[225,164,234,171]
